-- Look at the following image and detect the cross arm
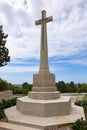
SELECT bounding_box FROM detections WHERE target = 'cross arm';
[45,16,53,23]
[35,16,53,26]
[35,19,41,25]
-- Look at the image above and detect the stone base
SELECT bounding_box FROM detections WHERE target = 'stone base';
[0,122,72,130]
[16,96,71,117]
[0,122,41,130]
[33,73,57,92]
[5,104,85,130]
[28,91,60,100]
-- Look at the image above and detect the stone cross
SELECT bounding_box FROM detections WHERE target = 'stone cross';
[35,10,53,73]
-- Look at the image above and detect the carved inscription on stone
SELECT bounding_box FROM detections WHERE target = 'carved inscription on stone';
[34,81,55,88]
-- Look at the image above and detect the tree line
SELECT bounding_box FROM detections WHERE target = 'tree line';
[56,81,87,93]
[0,78,32,95]
[1,79,87,94]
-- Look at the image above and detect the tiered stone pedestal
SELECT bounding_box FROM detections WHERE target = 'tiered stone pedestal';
[29,91,60,100]
[4,72,85,130]
[16,96,71,117]
[5,102,85,130]
[16,73,71,117]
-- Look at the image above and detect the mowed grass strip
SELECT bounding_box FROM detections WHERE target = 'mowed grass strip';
[83,94,87,101]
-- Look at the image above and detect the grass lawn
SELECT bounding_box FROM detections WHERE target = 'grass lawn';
[13,94,26,97]
[83,94,87,101]
[82,94,87,120]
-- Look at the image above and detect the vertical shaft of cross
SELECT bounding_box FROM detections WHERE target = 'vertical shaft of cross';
[40,10,49,73]
[35,10,53,73]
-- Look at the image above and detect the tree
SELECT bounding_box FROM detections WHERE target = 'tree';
[0,25,10,67]
[81,83,87,92]
[56,81,66,92]
[22,82,32,95]
[0,78,9,91]
[22,82,29,89]
[69,81,76,92]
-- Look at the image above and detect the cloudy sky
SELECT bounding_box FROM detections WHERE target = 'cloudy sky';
[0,0,87,84]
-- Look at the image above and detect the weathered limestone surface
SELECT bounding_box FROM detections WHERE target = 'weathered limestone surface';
[0,122,73,130]
[35,10,52,74]
[16,96,71,117]
[30,73,60,100]
[0,90,13,102]
[29,11,60,102]
[29,91,60,100]
[32,73,57,92]
[5,104,85,129]
[0,122,41,130]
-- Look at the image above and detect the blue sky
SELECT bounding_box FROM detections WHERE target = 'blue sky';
[0,0,87,84]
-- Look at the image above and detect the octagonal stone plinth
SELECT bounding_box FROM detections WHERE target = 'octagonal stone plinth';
[16,96,71,117]
[5,102,85,130]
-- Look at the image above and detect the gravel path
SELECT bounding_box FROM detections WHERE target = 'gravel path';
[61,93,87,103]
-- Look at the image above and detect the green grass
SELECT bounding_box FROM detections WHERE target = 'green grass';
[83,94,87,101]
[82,94,87,120]
[13,94,24,97]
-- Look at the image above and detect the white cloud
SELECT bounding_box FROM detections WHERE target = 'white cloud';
[0,64,59,73]
[0,65,39,73]
[58,58,87,66]
[0,0,87,61]
[71,59,87,65]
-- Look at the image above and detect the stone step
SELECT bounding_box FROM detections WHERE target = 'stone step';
[4,104,85,130]
[16,96,71,117]
[0,122,42,130]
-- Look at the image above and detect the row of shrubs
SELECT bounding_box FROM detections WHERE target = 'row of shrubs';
[0,98,17,119]
[72,117,87,130]
[71,99,87,130]
[75,100,87,107]
[75,100,87,120]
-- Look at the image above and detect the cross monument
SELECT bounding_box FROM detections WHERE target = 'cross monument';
[4,10,84,130]
[35,10,53,73]
[31,10,59,94]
